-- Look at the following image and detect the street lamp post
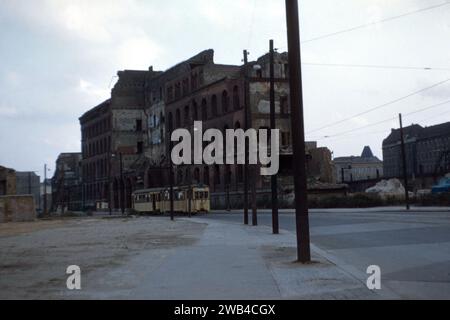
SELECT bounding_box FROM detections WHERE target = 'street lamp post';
[243,50,250,225]
[108,153,113,215]
[399,114,411,211]
[112,152,125,215]
[43,164,49,217]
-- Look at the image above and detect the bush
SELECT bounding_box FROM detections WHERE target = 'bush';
[414,193,450,207]
[308,193,385,209]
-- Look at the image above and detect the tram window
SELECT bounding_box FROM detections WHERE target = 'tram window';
[205,192,209,199]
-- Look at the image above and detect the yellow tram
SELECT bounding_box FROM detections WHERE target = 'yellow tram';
[132,185,210,215]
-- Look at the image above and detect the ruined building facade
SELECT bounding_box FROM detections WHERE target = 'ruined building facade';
[51,153,83,212]
[79,50,335,211]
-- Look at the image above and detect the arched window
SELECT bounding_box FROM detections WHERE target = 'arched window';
[222,90,229,113]
[176,109,181,128]
[184,105,190,125]
[203,167,210,186]
[201,98,208,121]
[194,168,200,183]
[192,100,198,121]
[211,95,218,117]
[147,170,153,188]
[237,165,244,184]
[214,165,221,186]
[178,170,183,185]
[168,112,173,133]
[224,165,232,185]
[233,86,240,110]
[185,168,191,184]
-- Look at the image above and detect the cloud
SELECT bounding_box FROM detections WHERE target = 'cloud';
[78,79,110,101]
[116,35,164,70]
[0,105,19,117]
[3,71,21,87]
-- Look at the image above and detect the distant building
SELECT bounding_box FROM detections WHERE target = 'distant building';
[0,166,16,196]
[1,167,38,222]
[306,142,336,184]
[334,146,383,183]
[383,121,450,188]
[15,172,41,208]
[51,153,83,212]
[40,179,52,214]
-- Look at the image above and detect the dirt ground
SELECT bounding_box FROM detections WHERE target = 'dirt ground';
[0,216,206,300]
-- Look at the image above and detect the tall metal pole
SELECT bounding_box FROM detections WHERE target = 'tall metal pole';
[399,114,411,211]
[120,153,125,215]
[108,154,112,215]
[188,167,192,218]
[251,167,258,226]
[243,50,250,225]
[43,164,48,217]
[226,167,231,212]
[270,39,280,235]
[244,55,258,227]
[169,141,175,221]
[285,0,312,263]
[28,172,32,194]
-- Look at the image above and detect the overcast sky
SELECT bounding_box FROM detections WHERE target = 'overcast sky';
[1,0,449,179]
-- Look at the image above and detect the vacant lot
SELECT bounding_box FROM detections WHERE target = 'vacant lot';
[0,217,205,300]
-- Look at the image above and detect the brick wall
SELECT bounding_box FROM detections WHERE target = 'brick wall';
[0,195,36,223]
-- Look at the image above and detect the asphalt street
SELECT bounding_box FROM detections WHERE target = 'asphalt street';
[200,208,450,299]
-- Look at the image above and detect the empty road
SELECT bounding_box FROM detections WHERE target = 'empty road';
[200,208,450,299]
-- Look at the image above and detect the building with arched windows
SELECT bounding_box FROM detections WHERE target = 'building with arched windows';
[79,49,337,211]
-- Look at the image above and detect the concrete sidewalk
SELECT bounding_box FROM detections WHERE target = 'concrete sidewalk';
[71,217,394,300]
[218,207,450,215]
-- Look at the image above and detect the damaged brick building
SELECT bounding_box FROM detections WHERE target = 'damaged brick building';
[51,153,83,212]
[79,50,336,211]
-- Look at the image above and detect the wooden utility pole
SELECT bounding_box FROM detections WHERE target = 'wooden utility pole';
[399,114,411,211]
[285,0,312,263]
[169,141,175,221]
[43,164,48,217]
[120,153,125,215]
[108,153,113,215]
[243,50,250,225]
[270,39,279,234]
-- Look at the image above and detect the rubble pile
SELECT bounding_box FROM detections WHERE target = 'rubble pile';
[366,179,406,197]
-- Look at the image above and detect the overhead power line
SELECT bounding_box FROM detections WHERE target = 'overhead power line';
[417,109,450,123]
[302,1,450,44]
[303,62,450,72]
[307,78,450,134]
[307,129,388,142]
[314,99,450,140]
